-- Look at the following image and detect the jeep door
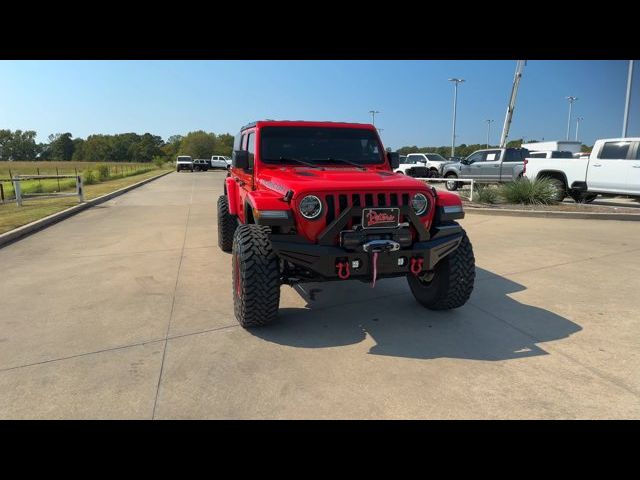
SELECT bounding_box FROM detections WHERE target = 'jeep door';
[460,151,485,179]
[587,140,633,193]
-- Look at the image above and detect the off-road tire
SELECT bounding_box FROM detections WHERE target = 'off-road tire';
[445,173,459,191]
[407,230,475,310]
[547,178,567,202]
[232,224,281,328]
[429,168,440,178]
[217,195,237,252]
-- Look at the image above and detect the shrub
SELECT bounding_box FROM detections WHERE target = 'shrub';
[473,184,500,204]
[499,178,559,205]
[153,156,166,168]
[96,164,110,182]
[83,169,97,185]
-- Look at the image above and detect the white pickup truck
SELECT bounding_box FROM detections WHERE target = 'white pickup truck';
[395,153,449,177]
[523,138,640,202]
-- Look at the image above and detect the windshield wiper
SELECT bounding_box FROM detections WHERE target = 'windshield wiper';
[322,157,366,170]
[272,156,323,169]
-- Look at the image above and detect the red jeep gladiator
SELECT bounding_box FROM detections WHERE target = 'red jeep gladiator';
[218,120,475,327]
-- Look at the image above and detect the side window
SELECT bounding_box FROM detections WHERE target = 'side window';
[247,132,255,170]
[599,141,632,160]
[233,133,242,152]
[467,152,484,163]
[530,152,545,158]
[485,150,502,162]
[636,143,640,160]
[406,155,417,164]
[241,133,248,151]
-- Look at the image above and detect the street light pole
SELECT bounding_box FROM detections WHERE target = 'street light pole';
[622,60,634,137]
[566,96,578,140]
[449,78,465,157]
[369,110,380,126]
[485,119,494,148]
[575,117,583,141]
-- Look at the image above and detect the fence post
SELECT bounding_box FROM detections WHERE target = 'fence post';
[76,175,84,203]
[0,183,4,204]
[470,179,474,202]
[14,179,22,206]
[56,167,60,192]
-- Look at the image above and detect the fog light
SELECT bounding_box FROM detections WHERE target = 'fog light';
[398,257,407,266]
[351,259,361,269]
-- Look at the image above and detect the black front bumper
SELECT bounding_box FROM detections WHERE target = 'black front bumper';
[270,224,463,280]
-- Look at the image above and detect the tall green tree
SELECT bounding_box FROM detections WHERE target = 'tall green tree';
[179,131,217,158]
[47,132,75,160]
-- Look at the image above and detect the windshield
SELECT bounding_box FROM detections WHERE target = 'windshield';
[426,154,447,162]
[260,127,384,165]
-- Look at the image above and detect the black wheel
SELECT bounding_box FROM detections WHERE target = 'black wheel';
[232,224,281,328]
[429,168,440,178]
[546,178,567,202]
[445,173,459,191]
[407,230,475,310]
[570,191,598,204]
[217,195,237,252]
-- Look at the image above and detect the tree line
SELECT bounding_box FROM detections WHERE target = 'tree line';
[0,129,234,162]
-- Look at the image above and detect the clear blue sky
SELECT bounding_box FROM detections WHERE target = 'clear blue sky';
[1,60,637,149]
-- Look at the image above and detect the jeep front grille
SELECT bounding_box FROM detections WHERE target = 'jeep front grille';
[324,192,412,230]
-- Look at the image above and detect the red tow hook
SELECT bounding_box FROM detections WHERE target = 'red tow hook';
[410,257,424,276]
[337,261,351,280]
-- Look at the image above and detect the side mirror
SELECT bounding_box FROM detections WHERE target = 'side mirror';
[387,152,400,170]
[232,150,249,170]
[461,158,470,165]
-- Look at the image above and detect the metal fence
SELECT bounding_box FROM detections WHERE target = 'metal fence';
[0,175,84,206]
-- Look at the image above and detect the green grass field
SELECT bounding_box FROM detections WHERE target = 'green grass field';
[0,162,172,235]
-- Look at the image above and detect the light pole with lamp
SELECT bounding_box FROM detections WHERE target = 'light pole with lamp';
[369,110,380,126]
[566,96,578,140]
[449,78,465,157]
[485,119,494,148]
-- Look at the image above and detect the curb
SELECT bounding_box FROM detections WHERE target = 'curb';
[464,206,640,221]
[0,170,173,249]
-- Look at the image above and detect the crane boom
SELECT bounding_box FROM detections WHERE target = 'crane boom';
[499,60,526,148]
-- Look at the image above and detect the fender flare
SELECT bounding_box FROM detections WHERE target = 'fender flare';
[225,177,239,215]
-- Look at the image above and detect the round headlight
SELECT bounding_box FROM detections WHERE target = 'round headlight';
[412,193,429,216]
[299,195,323,219]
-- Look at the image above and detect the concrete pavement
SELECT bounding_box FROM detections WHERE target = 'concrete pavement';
[1,171,639,418]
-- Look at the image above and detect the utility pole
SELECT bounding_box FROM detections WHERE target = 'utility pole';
[499,60,526,148]
[449,78,465,157]
[485,119,494,148]
[566,96,578,140]
[369,110,380,126]
[622,60,634,137]
[575,117,583,141]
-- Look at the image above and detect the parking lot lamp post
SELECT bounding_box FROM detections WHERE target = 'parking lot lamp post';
[449,78,465,157]
[566,96,578,140]
[485,119,494,148]
[369,110,380,126]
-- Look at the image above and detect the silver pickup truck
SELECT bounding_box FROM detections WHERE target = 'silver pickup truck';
[442,147,530,191]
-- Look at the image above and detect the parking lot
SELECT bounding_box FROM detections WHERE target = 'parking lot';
[1,171,639,419]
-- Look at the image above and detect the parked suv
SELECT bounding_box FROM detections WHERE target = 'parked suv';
[217,120,475,328]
